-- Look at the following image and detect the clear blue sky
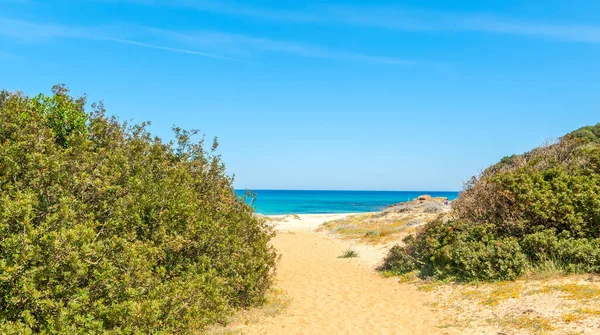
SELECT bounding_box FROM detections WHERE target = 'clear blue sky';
[1,0,599,191]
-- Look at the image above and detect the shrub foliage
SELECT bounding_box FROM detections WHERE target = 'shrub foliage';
[382,123,600,281]
[0,86,277,334]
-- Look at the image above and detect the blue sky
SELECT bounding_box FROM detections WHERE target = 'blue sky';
[1,0,599,191]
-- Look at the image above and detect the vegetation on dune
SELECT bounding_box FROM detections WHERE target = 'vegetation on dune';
[0,86,277,334]
[382,123,600,281]
[321,213,416,244]
[339,249,359,259]
[421,275,600,334]
[321,199,450,245]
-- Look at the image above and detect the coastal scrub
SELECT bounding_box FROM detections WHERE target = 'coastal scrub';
[0,86,276,334]
[382,123,600,281]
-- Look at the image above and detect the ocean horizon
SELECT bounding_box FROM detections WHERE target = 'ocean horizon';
[236,190,460,215]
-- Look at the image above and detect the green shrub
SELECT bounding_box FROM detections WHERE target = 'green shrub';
[380,245,417,274]
[448,237,526,281]
[339,249,359,258]
[554,237,600,272]
[522,229,600,273]
[382,123,600,282]
[521,229,561,263]
[382,219,526,281]
[566,123,600,144]
[0,87,276,334]
[28,85,88,148]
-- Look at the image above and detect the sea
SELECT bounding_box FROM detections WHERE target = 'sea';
[235,190,460,215]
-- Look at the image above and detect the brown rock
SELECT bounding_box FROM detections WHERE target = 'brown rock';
[417,194,432,201]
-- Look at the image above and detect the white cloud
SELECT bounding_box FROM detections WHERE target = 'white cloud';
[0,18,413,64]
[0,0,36,4]
[97,0,320,22]
[143,27,413,64]
[311,5,600,44]
[453,15,600,43]
[177,0,319,23]
[0,18,90,42]
[98,36,242,61]
[111,1,600,44]
[0,18,238,60]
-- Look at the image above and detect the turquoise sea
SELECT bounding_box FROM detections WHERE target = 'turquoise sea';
[236,190,460,215]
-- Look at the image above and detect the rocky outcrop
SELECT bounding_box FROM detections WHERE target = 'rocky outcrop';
[386,196,450,214]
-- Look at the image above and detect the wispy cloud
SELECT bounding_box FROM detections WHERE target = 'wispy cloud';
[99,0,320,22]
[144,27,413,64]
[177,0,319,23]
[113,1,600,44]
[453,15,600,43]
[0,0,36,4]
[0,18,413,64]
[0,18,240,61]
[0,18,94,42]
[330,7,600,43]
[98,36,241,61]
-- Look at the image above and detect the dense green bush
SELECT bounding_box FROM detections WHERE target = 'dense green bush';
[521,229,600,272]
[0,86,276,334]
[382,123,600,281]
[382,219,527,281]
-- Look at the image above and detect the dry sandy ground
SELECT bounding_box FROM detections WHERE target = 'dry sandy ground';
[211,213,600,335]
[241,214,445,335]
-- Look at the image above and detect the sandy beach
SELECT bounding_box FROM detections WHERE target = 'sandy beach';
[243,214,444,335]
[238,213,600,335]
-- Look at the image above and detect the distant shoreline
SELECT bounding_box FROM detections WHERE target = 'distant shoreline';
[239,190,459,215]
[236,189,460,192]
[264,213,359,232]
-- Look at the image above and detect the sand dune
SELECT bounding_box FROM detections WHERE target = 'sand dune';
[244,214,444,335]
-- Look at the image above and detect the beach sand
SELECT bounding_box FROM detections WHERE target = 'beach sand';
[243,214,445,335]
[243,214,600,335]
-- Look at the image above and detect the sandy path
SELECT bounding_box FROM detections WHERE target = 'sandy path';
[245,215,443,335]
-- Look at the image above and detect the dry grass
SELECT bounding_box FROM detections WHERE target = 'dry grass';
[264,214,301,222]
[321,213,417,243]
[405,275,600,335]
[460,281,523,306]
[206,288,291,334]
[417,280,446,292]
[560,312,586,323]
[543,283,600,300]
[319,198,451,248]
[498,314,555,334]
[321,213,427,245]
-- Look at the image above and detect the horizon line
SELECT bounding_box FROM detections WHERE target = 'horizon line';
[234,189,461,192]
